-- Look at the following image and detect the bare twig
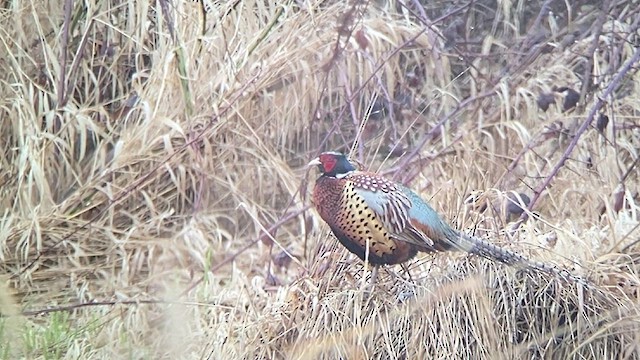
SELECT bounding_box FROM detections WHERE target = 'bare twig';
[179,206,310,296]
[66,18,95,87]
[157,0,176,42]
[13,73,261,279]
[619,222,640,253]
[57,0,73,107]
[320,1,364,73]
[515,46,640,227]
[519,0,553,52]
[398,0,489,85]
[579,0,612,102]
[315,1,369,153]
[21,299,210,317]
[620,155,640,184]
[387,89,496,180]
[316,1,473,153]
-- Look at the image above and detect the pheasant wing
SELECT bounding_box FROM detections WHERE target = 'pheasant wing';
[348,172,442,252]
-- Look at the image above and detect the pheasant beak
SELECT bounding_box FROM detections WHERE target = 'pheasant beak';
[307,157,322,168]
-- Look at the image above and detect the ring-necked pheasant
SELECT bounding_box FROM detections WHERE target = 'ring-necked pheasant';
[308,151,588,286]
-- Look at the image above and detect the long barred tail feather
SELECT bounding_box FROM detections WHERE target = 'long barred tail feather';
[449,230,596,290]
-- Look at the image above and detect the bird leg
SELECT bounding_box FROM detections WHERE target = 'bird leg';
[369,265,379,292]
[362,239,379,292]
[400,262,414,283]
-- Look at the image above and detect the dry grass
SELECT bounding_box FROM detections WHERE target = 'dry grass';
[1,0,639,359]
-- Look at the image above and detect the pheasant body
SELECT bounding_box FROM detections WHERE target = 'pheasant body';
[313,175,420,265]
[309,152,590,287]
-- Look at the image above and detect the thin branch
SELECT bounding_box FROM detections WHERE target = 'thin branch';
[515,46,640,227]
[57,0,73,107]
[398,0,490,85]
[579,0,611,102]
[619,222,640,253]
[66,18,94,87]
[157,0,176,42]
[620,155,640,184]
[21,299,210,317]
[387,89,496,181]
[315,1,365,152]
[315,1,473,153]
[519,0,553,52]
[179,205,310,297]
[13,72,261,279]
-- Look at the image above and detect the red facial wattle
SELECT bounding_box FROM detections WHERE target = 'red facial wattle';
[319,153,337,174]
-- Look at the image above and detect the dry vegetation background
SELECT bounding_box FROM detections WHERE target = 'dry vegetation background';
[1,0,640,359]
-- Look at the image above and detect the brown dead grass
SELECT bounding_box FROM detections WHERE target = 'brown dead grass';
[1,0,639,359]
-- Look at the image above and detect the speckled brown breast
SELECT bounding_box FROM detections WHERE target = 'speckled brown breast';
[313,176,418,265]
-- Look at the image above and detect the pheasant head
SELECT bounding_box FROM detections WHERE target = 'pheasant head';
[308,151,356,178]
